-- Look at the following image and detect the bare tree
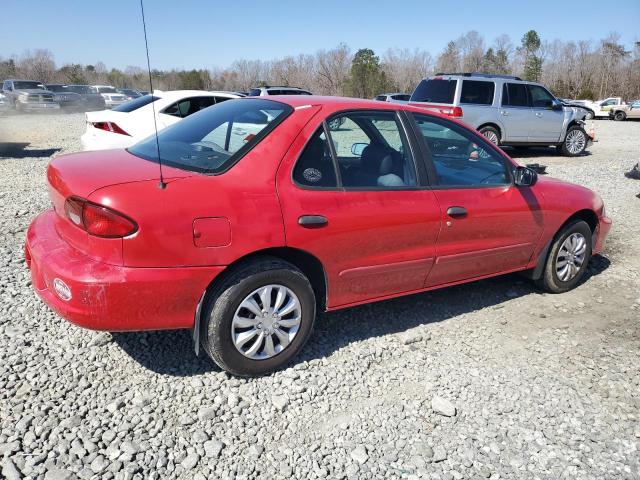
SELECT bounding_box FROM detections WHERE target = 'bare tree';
[315,44,352,95]
[382,48,432,92]
[18,49,56,82]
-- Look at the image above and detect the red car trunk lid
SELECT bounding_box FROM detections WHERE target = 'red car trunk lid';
[47,149,191,265]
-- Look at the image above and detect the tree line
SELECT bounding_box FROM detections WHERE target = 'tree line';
[1,30,638,101]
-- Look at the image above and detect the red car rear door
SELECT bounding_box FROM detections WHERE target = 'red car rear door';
[277,109,441,308]
[408,113,544,286]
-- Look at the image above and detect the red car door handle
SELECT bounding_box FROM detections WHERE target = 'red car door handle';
[446,206,467,218]
[298,215,328,227]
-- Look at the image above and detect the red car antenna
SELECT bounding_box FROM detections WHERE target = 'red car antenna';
[140,0,166,189]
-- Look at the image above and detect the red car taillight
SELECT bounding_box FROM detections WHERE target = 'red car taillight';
[91,121,130,136]
[438,106,464,118]
[64,197,137,238]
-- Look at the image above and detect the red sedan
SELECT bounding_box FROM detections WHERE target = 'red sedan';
[25,96,611,376]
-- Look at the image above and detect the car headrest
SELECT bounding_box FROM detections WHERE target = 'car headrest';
[379,154,394,175]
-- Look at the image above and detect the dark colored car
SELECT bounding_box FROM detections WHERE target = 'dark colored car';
[45,84,84,111]
[117,88,143,100]
[65,85,106,111]
[26,96,611,376]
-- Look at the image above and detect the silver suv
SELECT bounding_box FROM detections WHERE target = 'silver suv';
[409,73,592,156]
[248,85,312,96]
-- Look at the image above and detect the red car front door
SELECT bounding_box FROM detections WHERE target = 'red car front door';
[409,113,544,287]
[277,109,442,308]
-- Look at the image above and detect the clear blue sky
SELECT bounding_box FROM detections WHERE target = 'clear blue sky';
[2,0,639,70]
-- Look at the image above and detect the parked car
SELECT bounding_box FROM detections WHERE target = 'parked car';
[571,97,625,119]
[409,73,592,156]
[44,84,84,111]
[609,101,640,121]
[25,96,611,376]
[65,85,106,111]
[94,85,128,108]
[117,88,143,100]
[375,93,411,103]
[81,90,241,151]
[138,90,150,96]
[0,92,8,113]
[561,99,595,120]
[1,79,60,112]
[248,85,312,96]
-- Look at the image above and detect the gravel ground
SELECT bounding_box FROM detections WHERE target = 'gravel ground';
[1,113,639,480]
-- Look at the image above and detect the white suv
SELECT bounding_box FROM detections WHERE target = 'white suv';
[248,86,312,96]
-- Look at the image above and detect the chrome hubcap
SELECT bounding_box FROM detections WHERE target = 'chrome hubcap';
[483,131,499,145]
[231,284,301,360]
[556,233,587,282]
[565,130,586,154]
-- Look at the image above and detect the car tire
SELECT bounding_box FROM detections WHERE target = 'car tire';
[559,126,588,156]
[613,111,626,121]
[535,220,592,294]
[478,126,501,146]
[584,111,594,120]
[200,256,316,377]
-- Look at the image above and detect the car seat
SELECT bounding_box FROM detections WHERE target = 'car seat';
[294,136,336,187]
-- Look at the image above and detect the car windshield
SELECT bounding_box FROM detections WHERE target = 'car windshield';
[410,79,457,104]
[98,87,118,93]
[14,81,45,90]
[67,85,96,94]
[45,85,67,92]
[112,95,159,112]
[128,99,292,174]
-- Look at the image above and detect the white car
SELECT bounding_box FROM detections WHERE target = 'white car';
[80,90,241,151]
[570,97,625,119]
[94,85,129,109]
[0,93,9,113]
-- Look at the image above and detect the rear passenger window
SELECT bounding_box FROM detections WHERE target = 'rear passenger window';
[460,80,495,105]
[293,128,337,187]
[502,83,529,107]
[163,97,216,118]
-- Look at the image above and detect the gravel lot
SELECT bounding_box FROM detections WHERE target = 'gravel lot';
[1,113,639,480]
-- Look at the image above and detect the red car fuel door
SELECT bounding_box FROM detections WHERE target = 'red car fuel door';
[277,110,442,309]
[408,112,544,287]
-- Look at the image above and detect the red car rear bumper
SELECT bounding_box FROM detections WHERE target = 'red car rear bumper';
[25,210,224,331]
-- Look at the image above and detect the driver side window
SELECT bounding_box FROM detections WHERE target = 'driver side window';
[412,114,509,187]
[529,85,555,109]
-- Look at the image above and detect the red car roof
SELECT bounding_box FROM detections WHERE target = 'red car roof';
[242,95,447,117]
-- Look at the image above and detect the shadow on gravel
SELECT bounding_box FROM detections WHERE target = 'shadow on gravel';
[506,146,592,159]
[112,329,221,376]
[113,255,610,376]
[0,142,61,159]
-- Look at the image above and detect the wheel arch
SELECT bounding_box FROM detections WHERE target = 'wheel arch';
[193,247,328,356]
[477,122,502,140]
[558,120,587,144]
[528,209,598,280]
